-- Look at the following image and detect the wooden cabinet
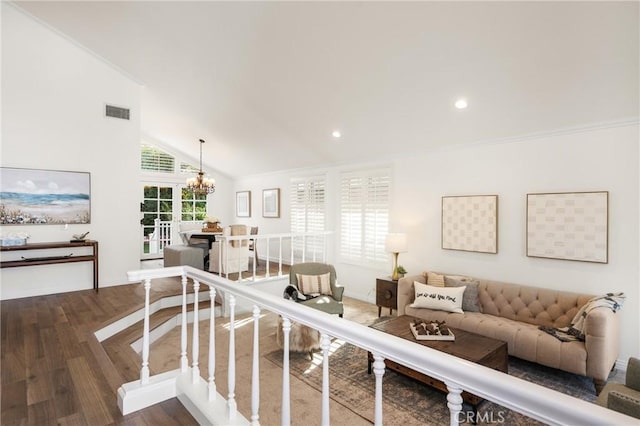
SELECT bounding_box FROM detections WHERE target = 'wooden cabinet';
[376,277,398,317]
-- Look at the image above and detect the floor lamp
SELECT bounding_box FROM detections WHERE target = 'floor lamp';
[385,233,407,280]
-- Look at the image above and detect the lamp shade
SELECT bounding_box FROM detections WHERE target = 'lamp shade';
[385,233,407,253]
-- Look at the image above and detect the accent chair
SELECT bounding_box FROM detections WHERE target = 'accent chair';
[289,262,344,317]
[597,357,640,419]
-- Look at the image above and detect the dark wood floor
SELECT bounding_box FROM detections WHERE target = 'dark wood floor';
[1,278,201,426]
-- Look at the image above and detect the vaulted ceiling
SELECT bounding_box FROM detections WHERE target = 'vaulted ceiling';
[11,1,639,178]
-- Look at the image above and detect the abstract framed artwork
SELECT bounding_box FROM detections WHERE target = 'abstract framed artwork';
[441,195,498,254]
[236,190,251,217]
[526,191,608,263]
[262,188,280,218]
[0,167,91,225]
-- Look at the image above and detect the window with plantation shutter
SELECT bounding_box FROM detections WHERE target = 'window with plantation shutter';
[180,162,200,174]
[340,169,390,266]
[141,144,175,173]
[290,176,326,258]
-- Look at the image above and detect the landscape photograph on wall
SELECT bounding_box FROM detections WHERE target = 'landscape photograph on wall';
[0,167,91,225]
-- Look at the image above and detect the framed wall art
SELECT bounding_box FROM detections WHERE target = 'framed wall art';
[441,194,498,254]
[262,188,280,218]
[236,191,251,217]
[526,191,608,263]
[0,167,91,225]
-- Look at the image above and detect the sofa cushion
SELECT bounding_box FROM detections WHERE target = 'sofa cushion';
[445,276,480,312]
[425,271,445,287]
[410,282,465,313]
[478,280,592,328]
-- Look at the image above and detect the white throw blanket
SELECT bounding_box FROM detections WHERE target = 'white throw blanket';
[540,292,625,342]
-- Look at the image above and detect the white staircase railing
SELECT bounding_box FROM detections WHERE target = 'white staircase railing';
[146,218,173,255]
[213,231,332,282]
[118,265,634,426]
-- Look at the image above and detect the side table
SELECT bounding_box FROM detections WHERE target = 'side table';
[376,277,398,317]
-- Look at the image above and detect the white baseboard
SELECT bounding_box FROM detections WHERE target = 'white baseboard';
[615,358,627,373]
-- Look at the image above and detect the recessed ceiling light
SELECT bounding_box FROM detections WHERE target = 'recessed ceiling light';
[332,130,342,138]
[455,98,468,109]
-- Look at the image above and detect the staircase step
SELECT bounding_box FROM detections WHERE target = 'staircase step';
[100,296,219,384]
[104,300,213,347]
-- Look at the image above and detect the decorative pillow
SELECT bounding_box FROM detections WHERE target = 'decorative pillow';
[296,273,332,296]
[426,271,445,287]
[445,276,481,312]
[410,282,465,313]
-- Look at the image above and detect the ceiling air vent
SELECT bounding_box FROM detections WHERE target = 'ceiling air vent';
[105,104,130,120]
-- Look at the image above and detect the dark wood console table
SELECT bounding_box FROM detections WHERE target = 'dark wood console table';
[0,240,99,291]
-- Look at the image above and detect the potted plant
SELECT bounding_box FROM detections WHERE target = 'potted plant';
[395,265,407,279]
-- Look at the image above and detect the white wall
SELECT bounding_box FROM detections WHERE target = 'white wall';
[392,124,639,362]
[1,4,141,298]
[234,123,639,362]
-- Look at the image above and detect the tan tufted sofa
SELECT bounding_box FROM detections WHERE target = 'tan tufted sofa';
[397,272,621,393]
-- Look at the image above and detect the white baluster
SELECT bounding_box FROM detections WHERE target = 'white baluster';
[302,235,306,262]
[224,240,229,279]
[446,382,463,426]
[140,277,151,385]
[191,280,200,383]
[278,236,283,276]
[227,295,237,419]
[281,317,291,426]
[312,235,317,262]
[372,354,385,426]
[180,274,188,372]
[208,286,216,401]
[290,236,294,266]
[320,333,331,426]
[252,237,257,280]
[251,305,261,425]
[265,237,270,277]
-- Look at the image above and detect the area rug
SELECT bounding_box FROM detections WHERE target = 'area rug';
[264,342,598,426]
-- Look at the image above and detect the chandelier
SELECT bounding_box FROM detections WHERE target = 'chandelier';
[186,139,216,194]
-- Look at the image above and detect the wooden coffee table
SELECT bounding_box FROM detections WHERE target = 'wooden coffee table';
[367,315,508,408]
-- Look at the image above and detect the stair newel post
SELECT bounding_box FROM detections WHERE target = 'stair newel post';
[140,277,152,385]
[191,280,200,384]
[281,316,291,426]
[227,294,237,419]
[320,332,331,426]
[208,286,216,401]
[446,382,463,426]
[251,305,261,426]
[180,273,188,372]
[372,353,385,426]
